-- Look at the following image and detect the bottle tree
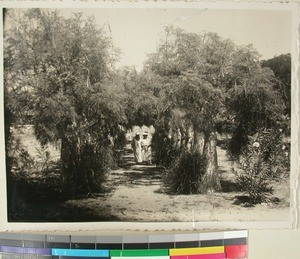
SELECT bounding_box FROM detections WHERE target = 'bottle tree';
[4,9,127,195]
[145,27,285,193]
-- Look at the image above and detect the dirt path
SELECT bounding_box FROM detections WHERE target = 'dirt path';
[64,144,290,223]
[9,127,290,223]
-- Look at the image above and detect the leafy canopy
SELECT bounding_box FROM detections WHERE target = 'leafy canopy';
[4,9,126,147]
[145,27,285,157]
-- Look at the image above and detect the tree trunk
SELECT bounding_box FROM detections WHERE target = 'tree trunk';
[60,137,75,195]
[193,130,205,154]
[185,126,193,151]
[179,127,186,149]
[200,131,221,193]
[175,128,182,148]
[60,137,84,196]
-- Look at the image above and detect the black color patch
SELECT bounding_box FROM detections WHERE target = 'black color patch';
[175,241,200,248]
[149,242,175,249]
[45,242,70,249]
[123,243,149,249]
[96,243,123,250]
[71,243,96,249]
[224,238,247,245]
[201,239,224,247]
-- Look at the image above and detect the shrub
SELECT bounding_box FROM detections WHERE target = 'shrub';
[237,141,274,204]
[65,143,114,196]
[164,150,208,194]
[152,129,183,168]
[14,148,36,177]
[253,128,290,179]
[112,130,127,168]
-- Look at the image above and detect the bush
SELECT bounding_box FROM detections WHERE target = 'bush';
[253,128,290,179]
[237,141,274,204]
[13,148,36,177]
[64,143,114,196]
[112,130,127,168]
[152,129,183,168]
[6,140,66,204]
[164,150,208,194]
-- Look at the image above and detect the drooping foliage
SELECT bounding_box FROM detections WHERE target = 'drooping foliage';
[119,67,162,127]
[4,9,290,202]
[4,9,127,195]
[144,27,286,194]
[164,150,208,194]
[226,74,285,158]
[262,54,291,115]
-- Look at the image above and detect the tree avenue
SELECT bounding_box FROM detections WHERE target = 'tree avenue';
[5,10,289,200]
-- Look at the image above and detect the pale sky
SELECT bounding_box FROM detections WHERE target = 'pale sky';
[86,8,292,71]
[21,8,295,71]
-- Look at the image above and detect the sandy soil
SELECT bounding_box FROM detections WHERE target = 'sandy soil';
[10,127,290,223]
[64,145,290,223]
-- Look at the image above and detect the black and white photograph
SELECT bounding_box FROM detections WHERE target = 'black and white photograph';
[1,1,298,230]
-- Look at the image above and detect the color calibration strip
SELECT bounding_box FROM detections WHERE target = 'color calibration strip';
[0,230,247,258]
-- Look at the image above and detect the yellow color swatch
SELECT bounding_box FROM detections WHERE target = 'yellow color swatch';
[169,246,225,256]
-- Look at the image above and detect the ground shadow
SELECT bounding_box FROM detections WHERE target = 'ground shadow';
[216,137,230,150]
[7,176,122,222]
[220,179,241,193]
[109,164,162,189]
[108,143,163,189]
[9,199,121,222]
